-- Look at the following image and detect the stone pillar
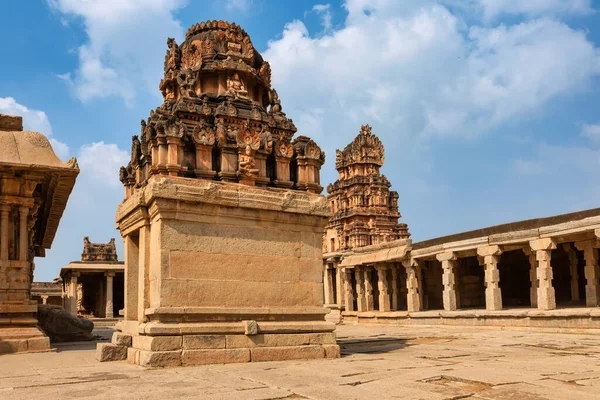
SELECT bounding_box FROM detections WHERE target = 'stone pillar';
[390,266,399,311]
[41,295,48,305]
[563,243,580,302]
[69,272,80,315]
[343,268,355,311]
[403,258,421,312]
[437,252,458,311]
[529,239,557,310]
[522,248,538,308]
[375,264,390,312]
[335,267,343,306]
[355,267,367,312]
[574,240,600,307]
[18,206,29,261]
[364,267,375,311]
[477,245,503,311]
[415,260,424,310]
[324,265,335,305]
[0,205,9,260]
[105,272,115,318]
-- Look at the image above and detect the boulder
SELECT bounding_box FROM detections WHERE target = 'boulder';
[37,305,94,342]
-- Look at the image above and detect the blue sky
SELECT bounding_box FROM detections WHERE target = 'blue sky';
[2,0,600,281]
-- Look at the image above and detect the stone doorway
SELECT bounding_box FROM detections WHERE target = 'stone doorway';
[552,245,586,307]
[498,250,531,307]
[422,260,443,310]
[457,256,485,309]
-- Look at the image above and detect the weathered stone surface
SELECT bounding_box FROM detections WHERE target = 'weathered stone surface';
[0,114,22,131]
[250,345,325,362]
[226,333,336,349]
[182,335,225,349]
[112,332,132,347]
[37,305,94,342]
[138,350,182,367]
[323,344,341,359]
[96,343,127,362]
[181,349,250,366]
[133,335,182,351]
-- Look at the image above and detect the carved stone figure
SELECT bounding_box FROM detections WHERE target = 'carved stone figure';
[270,88,282,113]
[177,68,198,97]
[164,38,180,74]
[226,72,248,99]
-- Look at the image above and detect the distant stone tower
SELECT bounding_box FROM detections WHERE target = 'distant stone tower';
[81,237,118,262]
[325,124,409,253]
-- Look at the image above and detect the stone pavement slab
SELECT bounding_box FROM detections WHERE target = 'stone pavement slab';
[1,324,599,399]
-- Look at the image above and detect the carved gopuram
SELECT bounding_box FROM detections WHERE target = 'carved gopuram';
[0,113,79,353]
[60,237,124,318]
[324,128,600,329]
[97,21,337,367]
[322,125,411,321]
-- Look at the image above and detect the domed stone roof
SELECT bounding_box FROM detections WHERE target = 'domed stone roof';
[0,130,69,169]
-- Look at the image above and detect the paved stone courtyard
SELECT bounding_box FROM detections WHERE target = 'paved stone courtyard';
[1,324,599,399]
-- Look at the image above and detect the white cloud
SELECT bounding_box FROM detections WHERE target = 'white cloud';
[225,0,252,12]
[78,142,129,187]
[0,97,70,159]
[48,0,187,106]
[313,4,333,32]
[479,0,593,20]
[264,1,600,189]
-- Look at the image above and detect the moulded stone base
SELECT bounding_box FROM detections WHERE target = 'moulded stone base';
[0,325,52,354]
[114,331,340,367]
[342,308,600,330]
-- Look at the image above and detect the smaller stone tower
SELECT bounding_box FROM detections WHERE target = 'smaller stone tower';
[325,124,409,253]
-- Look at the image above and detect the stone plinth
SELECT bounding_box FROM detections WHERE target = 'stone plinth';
[104,176,338,366]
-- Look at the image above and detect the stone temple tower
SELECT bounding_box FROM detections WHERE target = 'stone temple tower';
[325,124,410,253]
[97,21,338,366]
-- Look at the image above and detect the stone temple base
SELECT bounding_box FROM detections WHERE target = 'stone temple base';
[343,308,600,330]
[98,320,339,367]
[0,315,51,354]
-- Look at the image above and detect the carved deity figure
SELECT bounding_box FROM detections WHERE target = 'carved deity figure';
[259,126,274,153]
[226,72,248,99]
[269,89,282,113]
[76,283,84,314]
[238,145,258,177]
[177,68,197,97]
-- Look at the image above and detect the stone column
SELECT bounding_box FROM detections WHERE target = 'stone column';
[69,272,80,315]
[19,206,29,262]
[403,258,421,312]
[416,260,425,310]
[437,252,458,311]
[477,245,503,311]
[529,239,557,310]
[105,272,115,318]
[390,266,399,311]
[574,240,600,307]
[0,205,9,261]
[324,265,336,305]
[355,267,367,312]
[364,267,375,311]
[335,267,343,306]
[375,264,390,312]
[343,268,355,311]
[563,243,580,302]
[41,295,48,305]
[522,248,538,308]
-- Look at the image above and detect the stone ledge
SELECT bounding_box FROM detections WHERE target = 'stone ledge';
[145,306,329,317]
[139,320,336,336]
[117,176,330,225]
